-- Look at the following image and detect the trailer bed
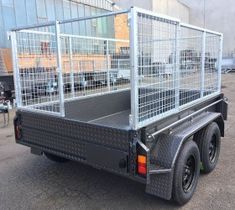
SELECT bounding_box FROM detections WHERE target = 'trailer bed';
[63,90,131,130]
[87,110,130,129]
[32,88,216,131]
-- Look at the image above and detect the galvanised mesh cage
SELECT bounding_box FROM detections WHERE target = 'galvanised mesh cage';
[11,11,130,116]
[11,7,223,129]
[130,8,222,129]
[11,25,63,115]
[134,10,179,126]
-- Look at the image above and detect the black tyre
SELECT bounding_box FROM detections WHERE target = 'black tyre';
[193,122,221,174]
[172,140,200,205]
[44,152,69,163]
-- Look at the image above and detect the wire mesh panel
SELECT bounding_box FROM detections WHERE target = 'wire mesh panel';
[179,26,203,106]
[204,32,221,96]
[11,8,222,128]
[11,25,63,115]
[59,34,130,99]
[11,11,130,116]
[58,14,130,100]
[57,14,130,99]
[132,9,180,128]
[130,8,223,129]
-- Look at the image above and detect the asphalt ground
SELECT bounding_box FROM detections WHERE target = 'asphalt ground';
[0,73,235,210]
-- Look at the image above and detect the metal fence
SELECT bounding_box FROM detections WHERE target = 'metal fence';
[11,7,223,130]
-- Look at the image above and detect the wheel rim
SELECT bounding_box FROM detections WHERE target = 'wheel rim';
[182,155,196,193]
[209,134,217,163]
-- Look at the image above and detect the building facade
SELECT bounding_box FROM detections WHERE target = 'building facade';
[0,0,115,74]
[0,0,115,48]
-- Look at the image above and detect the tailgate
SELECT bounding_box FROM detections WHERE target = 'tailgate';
[15,110,131,174]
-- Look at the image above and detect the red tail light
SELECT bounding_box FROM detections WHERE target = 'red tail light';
[14,116,22,141]
[137,155,147,176]
[15,125,21,140]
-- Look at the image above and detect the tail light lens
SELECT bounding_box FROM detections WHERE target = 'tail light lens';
[15,125,21,140]
[14,116,22,141]
[137,155,147,176]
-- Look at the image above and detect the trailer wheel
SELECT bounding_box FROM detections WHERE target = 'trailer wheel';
[172,140,200,205]
[44,152,69,163]
[194,122,221,174]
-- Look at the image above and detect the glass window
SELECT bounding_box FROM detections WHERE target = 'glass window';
[55,0,64,20]
[2,6,15,29]
[25,0,37,24]
[0,5,5,47]
[14,0,27,26]
[96,8,105,37]
[78,4,85,36]
[55,0,64,31]
[63,0,72,34]
[71,1,79,35]
[106,15,115,38]
[90,7,97,37]
[84,5,91,36]
[2,6,15,47]
[45,0,56,21]
[0,6,2,27]
[71,2,78,18]
[63,0,71,20]
[102,17,107,36]
[2,0,13,7]
[36,0,47,19]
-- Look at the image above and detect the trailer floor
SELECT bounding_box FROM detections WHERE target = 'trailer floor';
[0,73,235,210]
[88,109,130,129]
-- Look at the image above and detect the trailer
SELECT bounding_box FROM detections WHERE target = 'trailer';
[11,8,227,205]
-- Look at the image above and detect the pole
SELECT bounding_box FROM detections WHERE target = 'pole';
[55,21,65,116]
[201,31,206,98]
[106,40,111,91]
[69,36,75,98]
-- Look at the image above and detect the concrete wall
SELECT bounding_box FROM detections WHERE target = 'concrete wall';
[180,0,235,56]
[113,0,152,11]
[113,0,190,23]
[152,0,189,23]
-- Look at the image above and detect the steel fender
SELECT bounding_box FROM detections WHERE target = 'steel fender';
[146,112,223,200]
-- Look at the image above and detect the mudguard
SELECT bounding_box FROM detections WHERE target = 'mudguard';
[146,112,224,200]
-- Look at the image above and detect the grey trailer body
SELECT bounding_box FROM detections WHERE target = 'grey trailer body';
[12,8,227,204]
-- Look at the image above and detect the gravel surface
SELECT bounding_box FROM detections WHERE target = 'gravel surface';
[0,74,235,210]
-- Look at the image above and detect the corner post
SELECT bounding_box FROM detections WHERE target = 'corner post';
[10,31,22,107]
[106,40,111,91]
[218,34,223,92]
[175,23,180,110]
[129,7,139,130]
[55,21,65,116]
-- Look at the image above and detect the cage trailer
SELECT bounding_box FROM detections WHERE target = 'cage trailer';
[11,8,227,205]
